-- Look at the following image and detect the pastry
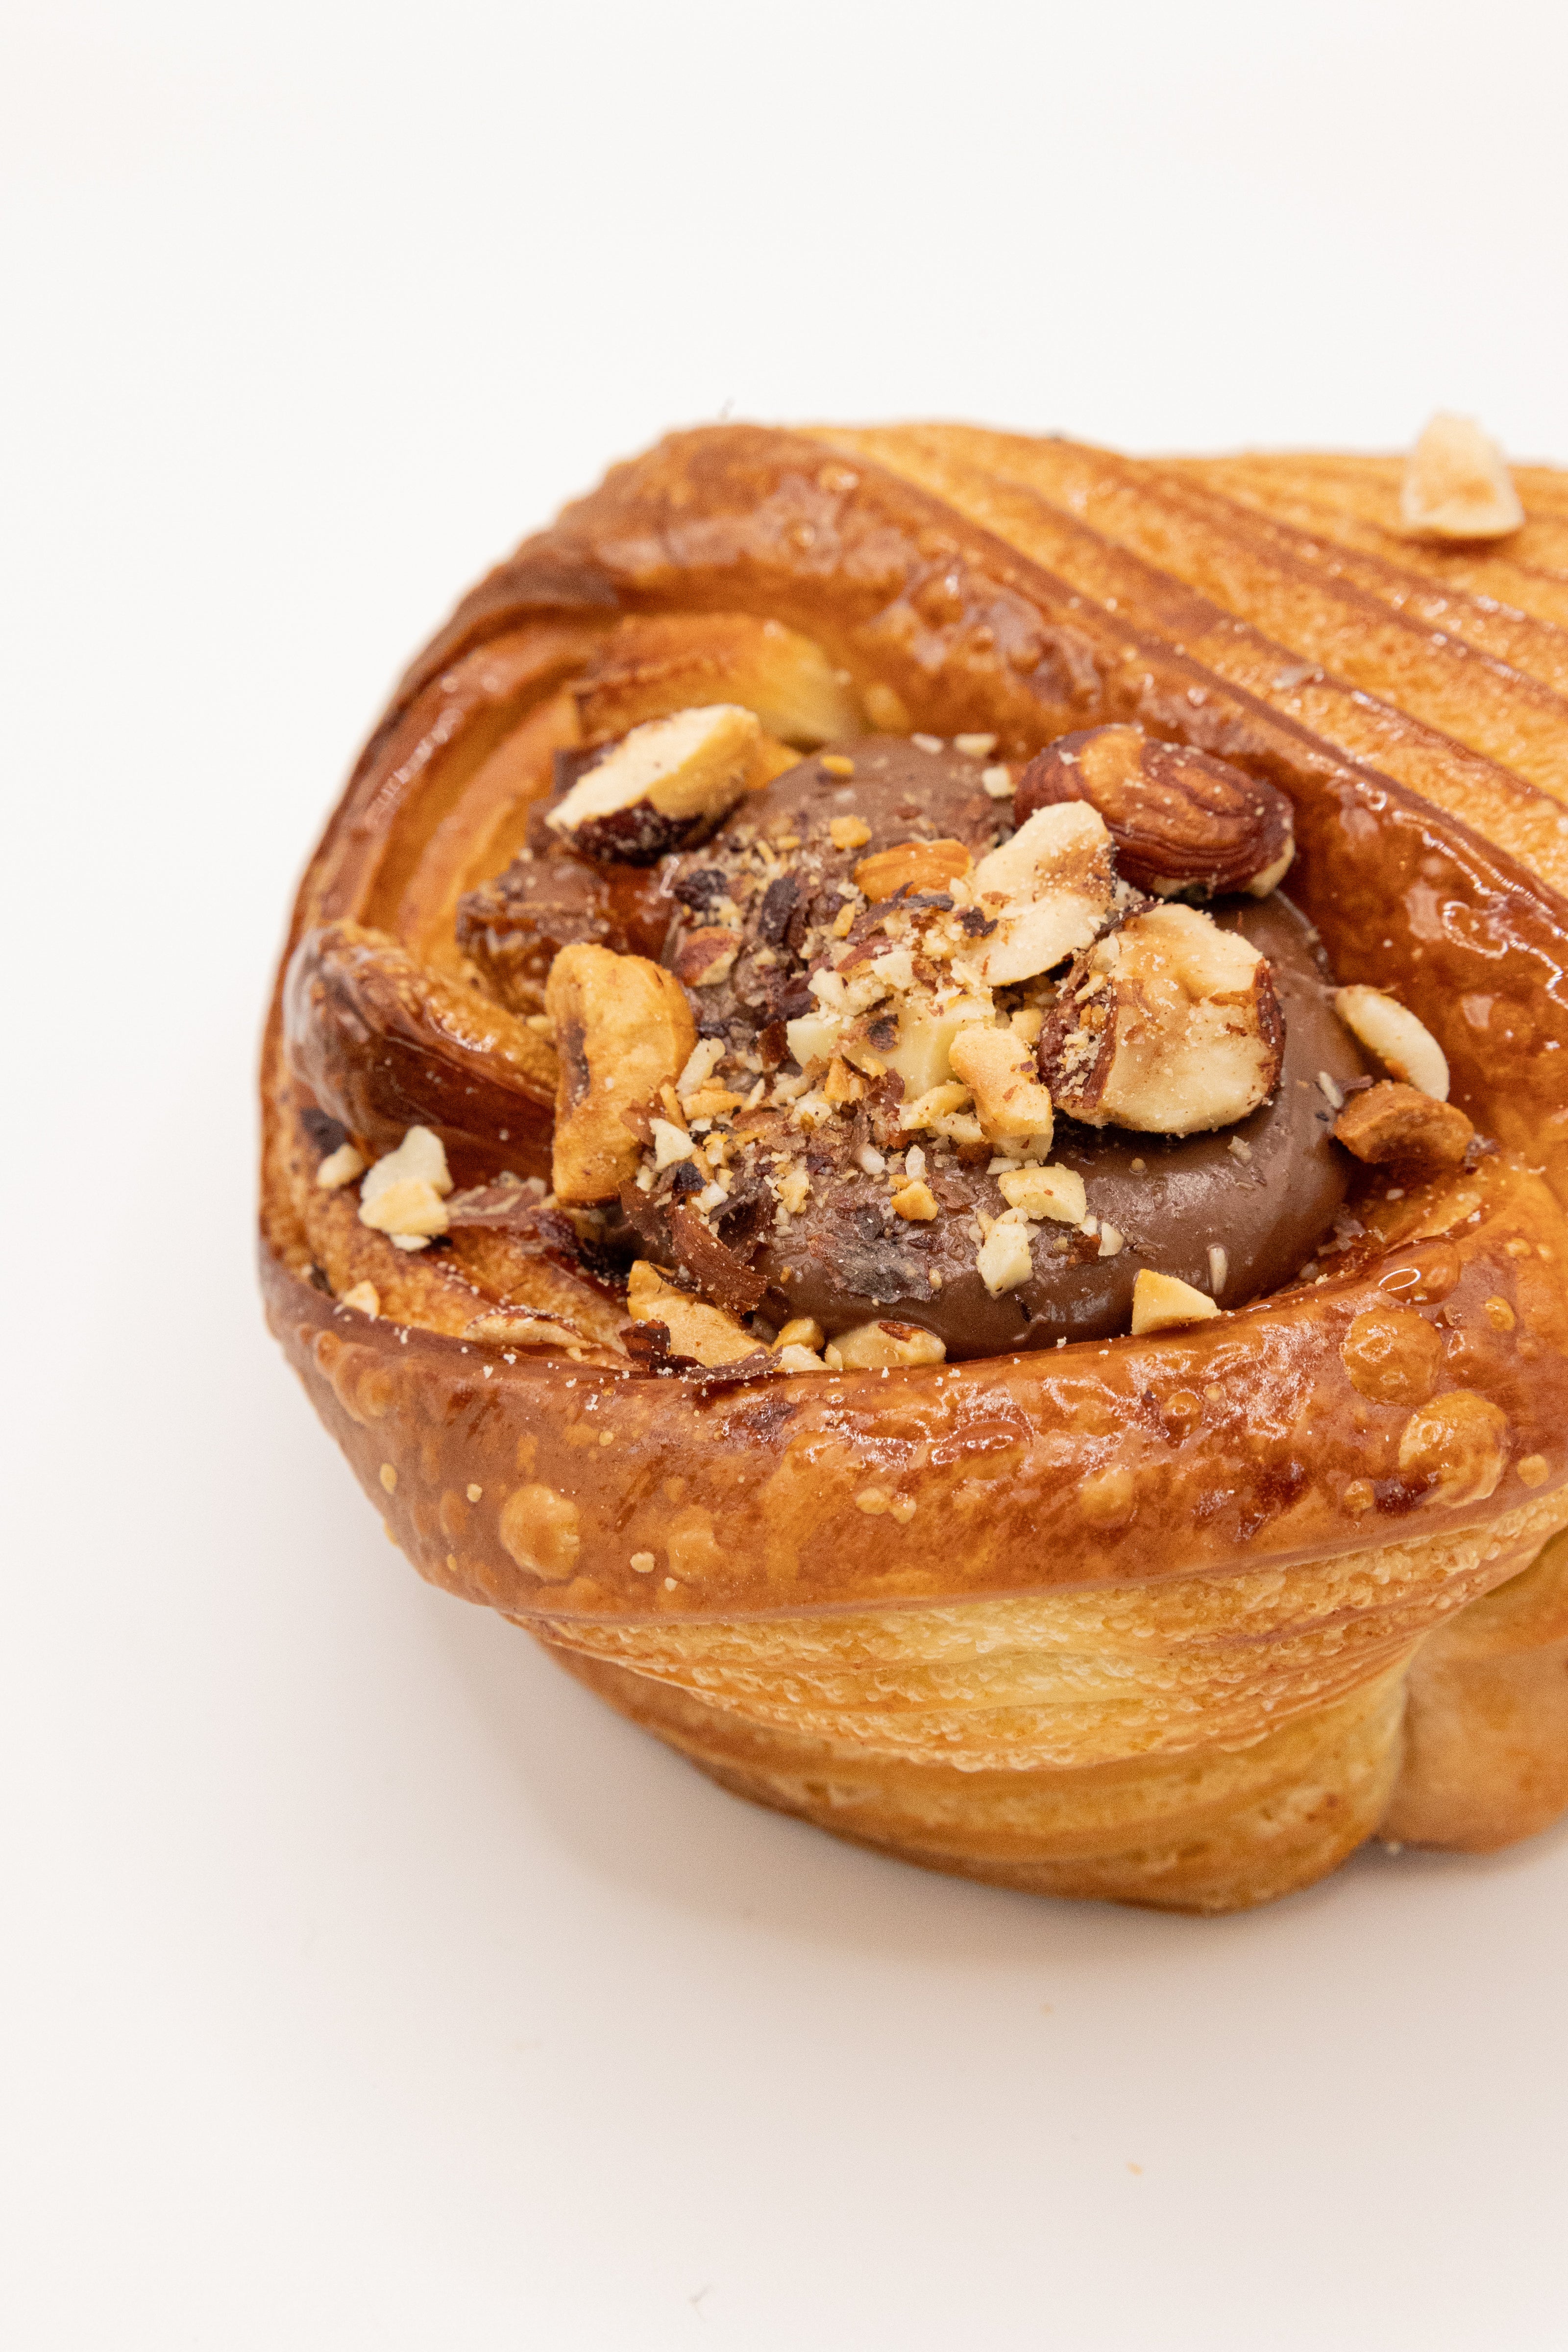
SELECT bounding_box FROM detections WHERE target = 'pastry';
[261,422,1568,1913]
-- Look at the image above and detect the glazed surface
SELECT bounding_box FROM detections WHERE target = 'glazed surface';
[262,423,1568,1621]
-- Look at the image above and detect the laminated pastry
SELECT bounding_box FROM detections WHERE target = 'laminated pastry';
[261,422,1568,1913]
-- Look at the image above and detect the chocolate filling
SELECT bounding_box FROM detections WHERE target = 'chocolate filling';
[462,733,1378,1359]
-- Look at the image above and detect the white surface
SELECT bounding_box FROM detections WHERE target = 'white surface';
[5,4,1568,2346]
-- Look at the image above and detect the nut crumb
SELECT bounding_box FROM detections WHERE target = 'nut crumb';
[466,1483,483,1501]
[891,1179,939,1221]
[631,1551,656,1573]
[828,812,871,849]
[341,1280,379,1318]
[379,1463,398,1493]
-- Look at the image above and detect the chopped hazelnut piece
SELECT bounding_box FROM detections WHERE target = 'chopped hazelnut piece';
[676,1037,726,1097]
[546,944,697,1202]
[1130,1270,1222,1335]
[546,704,766,860]
[949,1023,1055,1146]
[625,1260,755,1367]
[882,993,992,1098]
[997,1164,1086,1224]
[341,1279,380,1317]
[823,1320,947,1369]
[1333,1080,1474,1168]
[359,1125,453,1245]
[775,1344,830,1373]
[823,1056,866,1107]
[774,1165,812,1215]
[1041,904,1282,1135]
[1400,413,1523,542]
[854,836,974,903]
[890,1179,940,1221]
[976,1215,1034,1297]
[1333,986,1449,1100]
[829,813,871,848]
[961,803,1117,986]
[773,1316,826,1352]
[673,928,741,987]
[317,1142,367,1190]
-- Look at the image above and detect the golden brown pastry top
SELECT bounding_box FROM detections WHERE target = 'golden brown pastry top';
[260,424,1568,1624]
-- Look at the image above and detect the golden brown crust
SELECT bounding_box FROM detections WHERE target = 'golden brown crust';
[260,422,1568,1908]
[263,1148,1568,1623]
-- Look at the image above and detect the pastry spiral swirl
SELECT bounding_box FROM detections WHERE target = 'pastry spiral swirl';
[262,425,1568,1911]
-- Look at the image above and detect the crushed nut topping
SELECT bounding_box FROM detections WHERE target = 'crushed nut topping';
[433,716,1384,1369]
[359,1126,453,1248]
[1400,413,1523,543]
[1130,1270,1221,1334]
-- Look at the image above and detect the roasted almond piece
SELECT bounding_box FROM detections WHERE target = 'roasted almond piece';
[574,612,861,746]
[546,945,696,1203]
[1040,903,1283,1134]
[1016,725,1295,899]
[1334,985,1449,1100]
[625,1260,755,1368]
[1400,413,1524,542]
[948,1023,1054,1145]
[1333,1081,1474,1168]
[958,803,1116,986]
[854,837,974,903]
[545,705,766,863]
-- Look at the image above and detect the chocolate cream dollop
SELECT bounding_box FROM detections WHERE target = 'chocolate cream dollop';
[606,736,1372,1360]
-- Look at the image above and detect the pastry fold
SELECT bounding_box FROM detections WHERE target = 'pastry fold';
[262,423,1568,1910]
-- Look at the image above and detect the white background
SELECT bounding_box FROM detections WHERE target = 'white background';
[6,3,1568,2345]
